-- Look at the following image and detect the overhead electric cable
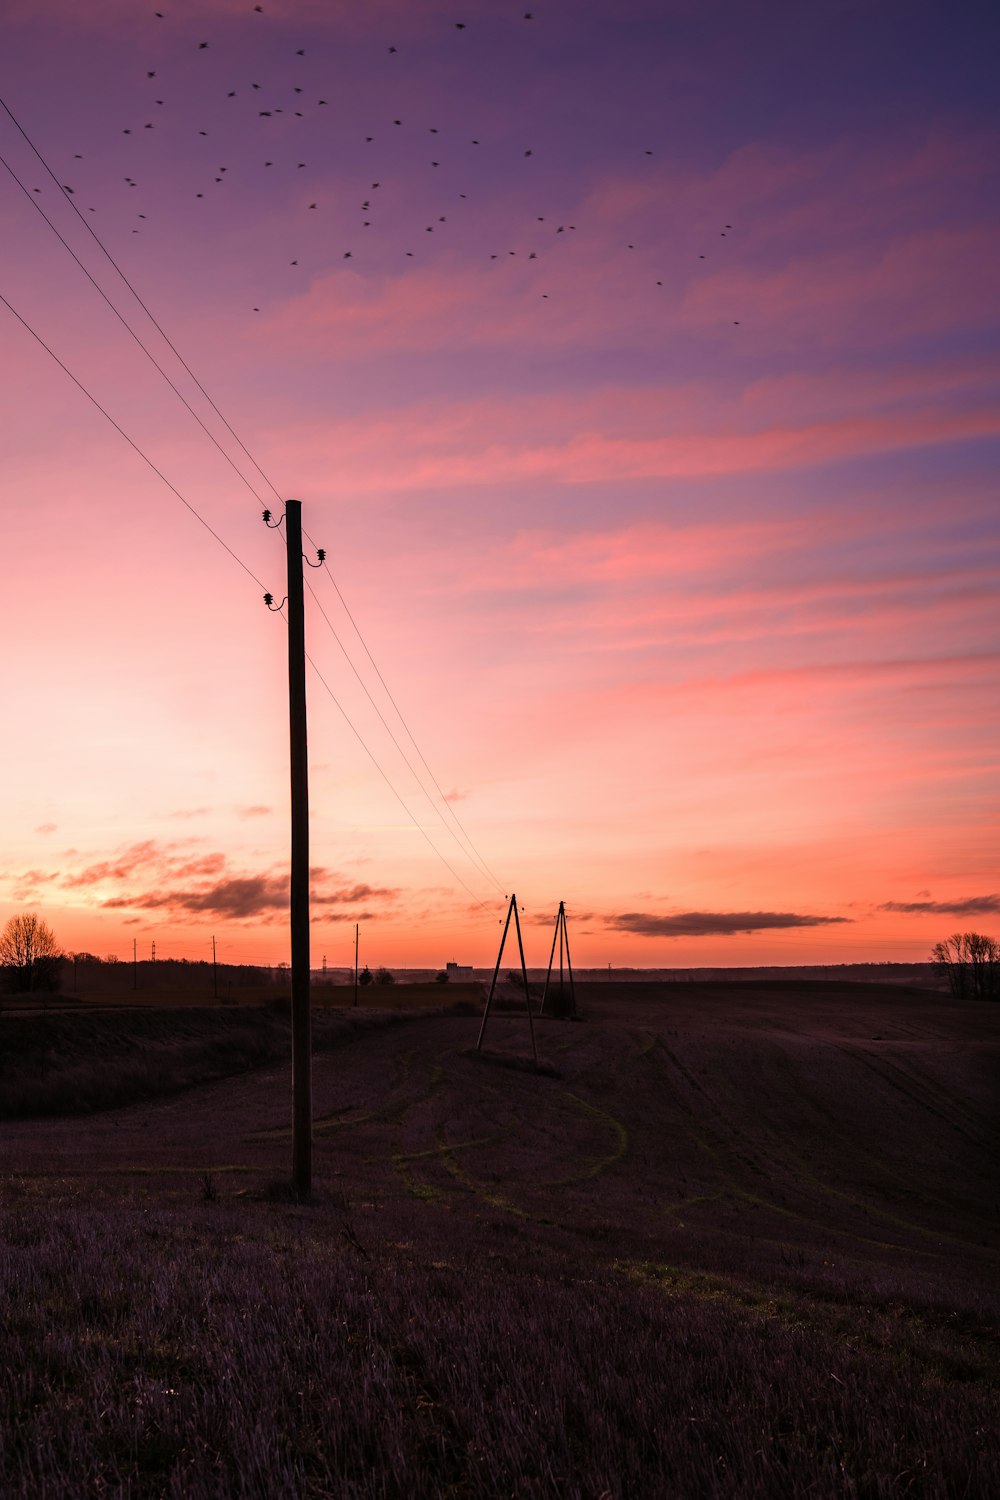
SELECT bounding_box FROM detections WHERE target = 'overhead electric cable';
[1,94,506,895]
[310,548,507,891]
[305,575,506,894]
[0,92,285,505]
[304,650,495,910]
[2,288,499,906]
[0,291,268,591]
[0,147,276,510]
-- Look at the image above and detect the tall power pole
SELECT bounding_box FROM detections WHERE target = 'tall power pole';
[285,499,312,1196]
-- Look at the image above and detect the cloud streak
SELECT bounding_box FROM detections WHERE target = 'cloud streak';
[880,896,1000,917]
[4,840,400,926]
[608,911,851,938]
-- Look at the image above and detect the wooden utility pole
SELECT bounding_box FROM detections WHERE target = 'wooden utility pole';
[286,498,312,1196]
[353,922,359,1007]
[477,893,537,1063]
[540,901,576,1018]
[212,934,218,1000]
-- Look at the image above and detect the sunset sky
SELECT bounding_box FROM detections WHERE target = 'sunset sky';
[2,0,998,970]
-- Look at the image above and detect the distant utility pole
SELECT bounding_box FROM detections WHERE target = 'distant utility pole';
[354,922,359,1008]
[212,935,218,1000]
[133,938,137,991]
[151,940,156,964]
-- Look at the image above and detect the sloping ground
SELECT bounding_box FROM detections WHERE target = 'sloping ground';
[0,1004,439,1119]
[2,981,997,1497]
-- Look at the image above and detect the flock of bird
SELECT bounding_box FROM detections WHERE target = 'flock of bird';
[22,5,742,324]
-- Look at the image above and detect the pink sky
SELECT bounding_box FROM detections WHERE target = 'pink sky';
[2,0,998,969]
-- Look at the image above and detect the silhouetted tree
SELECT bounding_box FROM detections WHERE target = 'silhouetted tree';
[931,931,999,1001]
[358,965,373,986]
[374,967,396,985]
[0,912,62,993]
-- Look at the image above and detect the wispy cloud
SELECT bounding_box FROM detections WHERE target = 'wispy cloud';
[4,840,400,926]
[879,896,1000,917]
[607,910,851,938]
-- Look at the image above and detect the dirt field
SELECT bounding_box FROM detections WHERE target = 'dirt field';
[5,980,997,1272]
[2,980,998,1496]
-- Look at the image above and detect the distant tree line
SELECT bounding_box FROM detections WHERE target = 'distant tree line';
[931,931,999,1001]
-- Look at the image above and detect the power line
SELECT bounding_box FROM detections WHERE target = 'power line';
[0,290,269,592]
[2,287,501,907]
[1,94,508,899]
[0,92,285,508]
[305,542,506,891]
[305,575,506,894]
[0,146,274,512]
[304,650,497,911]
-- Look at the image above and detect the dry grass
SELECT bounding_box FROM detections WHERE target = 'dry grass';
[2,981,997,1497]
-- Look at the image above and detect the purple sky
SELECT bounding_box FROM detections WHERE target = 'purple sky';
[2,0,998,968]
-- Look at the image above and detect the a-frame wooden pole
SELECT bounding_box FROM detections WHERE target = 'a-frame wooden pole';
[476,894,515,1051]
[561,903,577,1016]
[286,499,312,1197]
[512,898,537,1064]
[540,902,576,1019]
[539,904,561,1016]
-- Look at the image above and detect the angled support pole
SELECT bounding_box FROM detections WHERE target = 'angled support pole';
[477,893,537,1063]
[539,901,576,1018]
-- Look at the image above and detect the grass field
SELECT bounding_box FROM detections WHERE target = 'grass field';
[2,980,998,1497]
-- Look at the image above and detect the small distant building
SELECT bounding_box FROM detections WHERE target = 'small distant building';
[446,961,474,983]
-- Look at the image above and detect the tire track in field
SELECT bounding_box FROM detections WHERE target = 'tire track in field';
[647,1039,960,1255]
[249,1047,443,1142]
[838,1046,1000,1161]
[385,1036,632,1222]
[761,1044,986,1222]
